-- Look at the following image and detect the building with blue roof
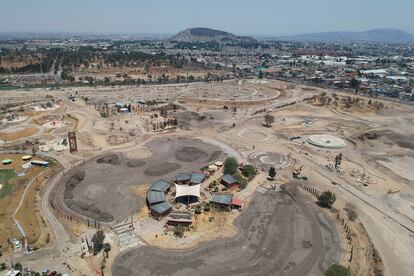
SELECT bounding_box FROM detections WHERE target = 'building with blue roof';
[190,172,206,185]
[221,174,240,190]
[175,173,191,184]
[210,194,233,210]
[150,180,170,193]
[146,190,166,206]
[150,201,172,218]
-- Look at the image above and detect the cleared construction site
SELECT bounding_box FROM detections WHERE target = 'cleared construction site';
[1,79,413,276]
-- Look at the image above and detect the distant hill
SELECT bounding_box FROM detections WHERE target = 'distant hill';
[277,28,414,43]
[169,27,258,45]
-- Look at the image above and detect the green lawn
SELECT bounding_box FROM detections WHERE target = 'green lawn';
[0,86,15,90]
[0,169,16,198]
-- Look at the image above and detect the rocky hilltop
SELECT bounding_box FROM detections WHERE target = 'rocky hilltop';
[170,27,258,45]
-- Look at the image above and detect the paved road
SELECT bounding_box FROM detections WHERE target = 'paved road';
[196,136,244,162]
[113,189,340,276]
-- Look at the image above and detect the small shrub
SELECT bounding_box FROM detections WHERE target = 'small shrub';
[318,191,336,208]
[173,225,186,238]
[13,263,22,271]
[324,264,351,276]
[346,208,358,221]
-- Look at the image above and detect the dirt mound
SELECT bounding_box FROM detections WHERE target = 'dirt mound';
[359,131,381,140]
[64,171,85,191]
[144,162,181,176]
[126,160,146,168]
[96,154,122,165]
[362,130,414,150]
[58,137,223,223]
[62,171,115,222]
[65,199,114,222]
[176,111,206,122]
[175,146,208,162]
[208,150,222,162]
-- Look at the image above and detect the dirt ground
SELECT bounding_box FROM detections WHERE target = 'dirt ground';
[0,127,38,142]
[2,79,414,276]
[113,188,340,276]
[56,137,224,224]
[145,209,239,250]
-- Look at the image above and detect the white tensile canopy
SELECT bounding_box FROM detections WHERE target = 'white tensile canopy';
[175,184,201,199]
[214,161,223,166]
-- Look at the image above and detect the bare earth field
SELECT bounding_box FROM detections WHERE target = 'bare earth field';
[113,188,340,276]
[1,79,413,276]
[56,137,223,223]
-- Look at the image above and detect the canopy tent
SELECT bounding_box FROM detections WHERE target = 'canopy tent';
[2,159,12,165]
[175,183,201,199]
[214,161,223,166]
[22,155,32,161]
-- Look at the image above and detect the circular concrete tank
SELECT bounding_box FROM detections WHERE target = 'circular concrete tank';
[307,134,346,149]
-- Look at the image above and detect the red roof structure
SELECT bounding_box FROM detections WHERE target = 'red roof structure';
[231,197,243,208]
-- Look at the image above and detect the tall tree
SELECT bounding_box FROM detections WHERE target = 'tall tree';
[91,230,105,255]
[268,166,276,180]
[223,157,238,175]
[264,114,275,127]
[104,243,111,258]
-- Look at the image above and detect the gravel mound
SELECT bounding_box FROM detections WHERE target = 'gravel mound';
[126,160,146,168]
[144,162,181,176]
[175,146,208,162]
[63,171,114,222]
[96,154,122,165]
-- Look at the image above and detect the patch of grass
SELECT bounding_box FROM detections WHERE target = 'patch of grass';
[324,264,351,276]
[0,169,15,198]
[0,86,16,90]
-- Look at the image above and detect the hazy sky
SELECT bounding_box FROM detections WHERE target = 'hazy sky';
[1,0,413,35]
